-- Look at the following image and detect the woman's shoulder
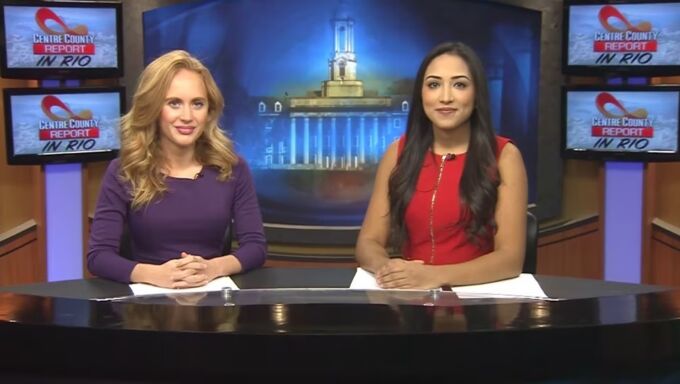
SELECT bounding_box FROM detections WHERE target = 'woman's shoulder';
[231,155,250,173]
[101,158,131,194]
[205,155,251,178]
[108,157,121,167]
[495,135,522,156]
[495,135,512,150]
[495,136,524,170]
[103,158,122,178]
[397,134,406,153]
[381,137,401,165]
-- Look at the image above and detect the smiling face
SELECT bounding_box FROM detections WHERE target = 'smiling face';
[421,53,475,134]
[158,68,208,153]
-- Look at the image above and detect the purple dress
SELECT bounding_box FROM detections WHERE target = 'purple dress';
[87,158,267,283]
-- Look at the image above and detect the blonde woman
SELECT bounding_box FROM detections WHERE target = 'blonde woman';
[87,50,266,288]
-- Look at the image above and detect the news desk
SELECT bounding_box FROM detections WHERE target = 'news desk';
[1,268,680,382]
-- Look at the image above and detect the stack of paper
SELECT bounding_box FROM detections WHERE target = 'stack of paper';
[450,273,549,299]
[129,276,240,296]
[349,267,549,299]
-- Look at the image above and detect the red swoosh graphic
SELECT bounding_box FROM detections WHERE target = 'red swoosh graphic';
[598,5,652,33]
[41,95,92,121]
[595,92,648,119]
[35,7,88,35]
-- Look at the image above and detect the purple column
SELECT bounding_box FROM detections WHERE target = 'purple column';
[603,76,646,283]
[43,79,83,281]
[45,163,83,281]
[604,162,643,283]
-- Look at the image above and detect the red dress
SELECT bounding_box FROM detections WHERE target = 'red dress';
[400,135,511,265]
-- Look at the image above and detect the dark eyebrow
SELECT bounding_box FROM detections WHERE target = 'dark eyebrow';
[424,75,471,81]
[163,97,207,102]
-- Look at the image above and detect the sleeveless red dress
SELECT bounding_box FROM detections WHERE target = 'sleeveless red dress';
[399,135,511,265]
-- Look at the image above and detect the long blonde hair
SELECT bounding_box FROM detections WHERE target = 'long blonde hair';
[119,50,238,209]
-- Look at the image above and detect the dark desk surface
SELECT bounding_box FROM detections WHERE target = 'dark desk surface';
[0,267,670,300]
[1,268,680,382]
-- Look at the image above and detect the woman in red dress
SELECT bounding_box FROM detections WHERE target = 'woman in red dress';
[355,42,528,289]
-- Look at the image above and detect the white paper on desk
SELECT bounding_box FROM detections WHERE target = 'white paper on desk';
[349,267,381,289]
[349,267,429,290]
[129,276,239,296]
[451,273,548,299]
[349,268,548,299]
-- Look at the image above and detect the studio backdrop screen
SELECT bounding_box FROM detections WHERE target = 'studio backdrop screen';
[4,87,123,165]
[143,0,541,230]
[0,0,123,78]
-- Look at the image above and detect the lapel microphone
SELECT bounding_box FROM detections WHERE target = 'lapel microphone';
[445,153,456,161]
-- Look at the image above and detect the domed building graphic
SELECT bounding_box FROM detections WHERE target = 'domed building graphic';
[253,3,409,172]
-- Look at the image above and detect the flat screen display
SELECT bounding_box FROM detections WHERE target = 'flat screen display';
[0,0,123,79]
[3,87,124,165]
[562,86,680,161]
[143,0,542,228]
[564,0,680,75]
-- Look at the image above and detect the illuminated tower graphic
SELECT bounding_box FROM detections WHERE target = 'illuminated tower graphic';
[255,1,408,171]
[323,2,363,97]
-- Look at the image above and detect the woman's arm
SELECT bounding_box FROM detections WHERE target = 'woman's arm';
[355,140,399,273]
[377,142,528,289]
[87,160,139,283]
[223,158,267,272]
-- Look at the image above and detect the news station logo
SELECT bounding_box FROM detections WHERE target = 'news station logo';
[593,5,658,65]
[32,7,95,67]
[591,92,653,150]
[38,95,99,153]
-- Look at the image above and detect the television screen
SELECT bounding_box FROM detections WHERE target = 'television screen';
[0,0,123,79]
[3,87,124,165]
[562,85,680,161]
[563,0,680,75]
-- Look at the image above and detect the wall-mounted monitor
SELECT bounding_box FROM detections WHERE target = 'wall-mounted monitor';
[562,85,680,162]
[3,87,124,165]
[0,0,123,79]
[563,0,680,76]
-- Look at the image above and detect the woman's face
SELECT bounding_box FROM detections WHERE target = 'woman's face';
[421,53,475,132]
[158,68,209,152]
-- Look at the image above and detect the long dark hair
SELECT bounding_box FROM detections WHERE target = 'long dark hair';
[388,41,499,251]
